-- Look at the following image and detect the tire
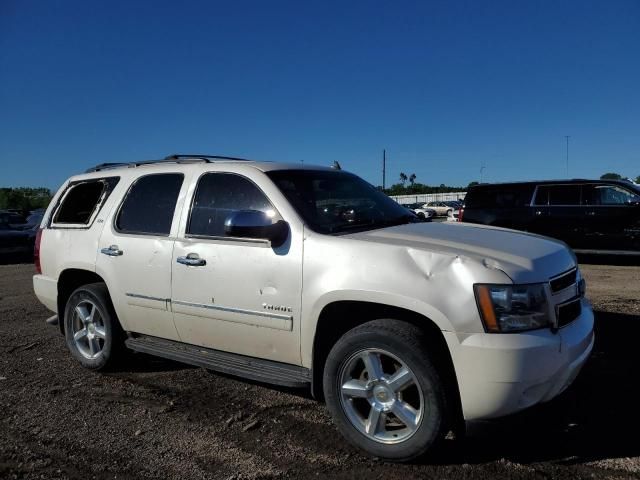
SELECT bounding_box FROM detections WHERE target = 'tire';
[323,319,448,462]
[64,282,125,371]
[417,212,425,221]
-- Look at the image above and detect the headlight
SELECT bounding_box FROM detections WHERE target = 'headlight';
[474,283,551,333]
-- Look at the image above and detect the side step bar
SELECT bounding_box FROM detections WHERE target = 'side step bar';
[125,335,311,388]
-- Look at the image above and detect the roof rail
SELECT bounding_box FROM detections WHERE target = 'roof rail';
[85,153,254,173]
[164,153,252,162]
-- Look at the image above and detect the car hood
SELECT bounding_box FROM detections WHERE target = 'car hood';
[348,222,576,283]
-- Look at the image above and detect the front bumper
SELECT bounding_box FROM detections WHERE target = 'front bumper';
[444,298,594,420]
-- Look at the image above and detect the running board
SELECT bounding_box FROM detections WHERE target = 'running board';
[125,335,311,388]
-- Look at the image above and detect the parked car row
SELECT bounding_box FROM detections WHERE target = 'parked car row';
[400,200,464,219]
[461,179,640,254]
[400,202,436,221]
[0,209,45,260]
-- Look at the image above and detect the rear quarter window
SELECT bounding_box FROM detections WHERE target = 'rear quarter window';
[465,185,535,208]
[52,177,119,226]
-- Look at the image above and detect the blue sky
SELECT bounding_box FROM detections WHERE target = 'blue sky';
[1,0,639,191]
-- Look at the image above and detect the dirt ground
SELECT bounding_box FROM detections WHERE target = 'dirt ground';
[1,260,639,480]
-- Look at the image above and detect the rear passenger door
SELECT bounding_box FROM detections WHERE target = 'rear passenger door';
[170,171,303,365]
[96,173,187,341]
[531,185,584,248]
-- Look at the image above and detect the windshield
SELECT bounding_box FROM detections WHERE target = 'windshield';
[266,169,418,234]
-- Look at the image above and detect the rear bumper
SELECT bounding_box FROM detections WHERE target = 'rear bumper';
[33,274,58,313]
[445,299,594,420]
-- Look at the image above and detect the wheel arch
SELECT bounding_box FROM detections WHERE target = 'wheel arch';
[310,300,463,430]
[57,268,107,335]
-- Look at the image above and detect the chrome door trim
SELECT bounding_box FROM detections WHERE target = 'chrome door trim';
[125,293,168,303]
[172,299,293,321]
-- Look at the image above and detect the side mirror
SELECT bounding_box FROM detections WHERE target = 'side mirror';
[224,210,289,247]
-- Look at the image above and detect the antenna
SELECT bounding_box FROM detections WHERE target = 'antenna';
[564,136,570,177]
[382,149,386,190]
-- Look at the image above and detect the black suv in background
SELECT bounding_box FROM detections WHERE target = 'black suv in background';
[462,179,640,254]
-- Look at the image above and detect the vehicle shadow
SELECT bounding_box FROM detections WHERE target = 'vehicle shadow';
[0,254,34,266]
[112,351,196,373]
[437,309,640,465]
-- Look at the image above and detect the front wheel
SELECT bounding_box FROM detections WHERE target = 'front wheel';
[323,319,448,462]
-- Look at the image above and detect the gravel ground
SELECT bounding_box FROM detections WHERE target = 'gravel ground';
[1,261,639,480]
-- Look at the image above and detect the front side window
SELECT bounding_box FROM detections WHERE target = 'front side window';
[267,169,417,235]
[53,177,119,225]
[116,174,183,235]
[188,173,276,237]
[591,185,639,205]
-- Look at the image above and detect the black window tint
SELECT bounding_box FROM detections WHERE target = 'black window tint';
[188,173,275,237]
[116,174,183,235]
[467,185,534,208]
[547,185,581,206]
[533,186,550,205]
[54,181,106,224]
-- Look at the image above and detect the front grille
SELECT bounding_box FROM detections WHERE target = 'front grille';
[550,269,577,293]
[556,298,582,328]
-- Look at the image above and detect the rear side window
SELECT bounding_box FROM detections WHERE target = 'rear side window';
[535,185,581,206]
[116,174,183,235]
[188,173,275,237]
[53,178,119,225]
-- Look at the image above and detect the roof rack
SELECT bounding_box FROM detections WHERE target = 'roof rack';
[164,154,252,162]
[85,154,254,173]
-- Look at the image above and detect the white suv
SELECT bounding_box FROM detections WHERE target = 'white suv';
[33,154,594,462]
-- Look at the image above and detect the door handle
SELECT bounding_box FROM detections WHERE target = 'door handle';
[535,210,544,216]
[586,211,596,216]
[100,245,123,256]
[177,254,206,267]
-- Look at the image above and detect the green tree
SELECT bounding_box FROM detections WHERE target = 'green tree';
[635,175,640,184]
[399,172,408,186]
[0,187,52,212]
[409,173,416,186]
[467,181,479,188]
[600,172,622,180]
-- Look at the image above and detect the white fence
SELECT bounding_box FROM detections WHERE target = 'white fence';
[390,191,466,205]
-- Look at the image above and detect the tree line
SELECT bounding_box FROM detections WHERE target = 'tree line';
[0,188,52,213]
[381,171,640,196]
[600,173,640,183]
[381,172,469,196]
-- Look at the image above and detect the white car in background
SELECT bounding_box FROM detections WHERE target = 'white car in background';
[447,208,460,222]
[425,201,454,216]
[402,202,436,221]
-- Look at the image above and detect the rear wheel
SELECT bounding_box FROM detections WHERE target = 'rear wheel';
[64,283,124,370]
[323,319,448,462]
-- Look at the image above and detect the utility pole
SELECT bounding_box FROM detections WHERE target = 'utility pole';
[382,149,386,191]
[565,136,570,177]
[480,162,486,183]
